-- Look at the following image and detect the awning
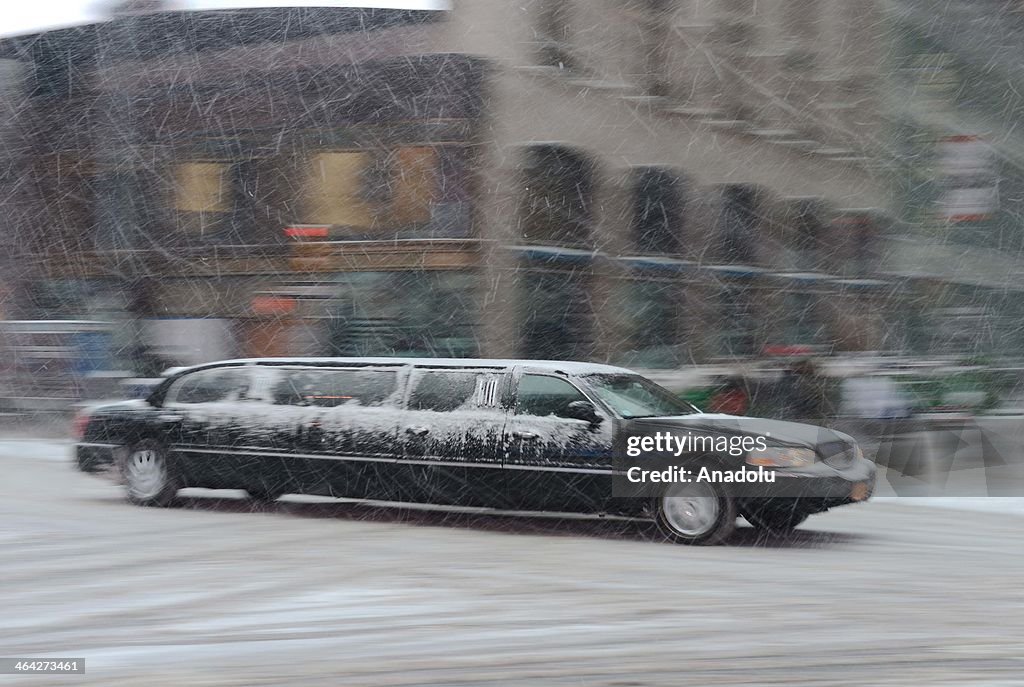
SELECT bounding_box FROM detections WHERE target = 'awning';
[702,264,767,279]
[507,245,598,265]
[619,256,696,273]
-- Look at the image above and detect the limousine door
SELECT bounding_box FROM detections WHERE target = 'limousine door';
[502,371,615,513]
[250,366,405,499]
[160,365,254,489]
[397,367,509,507]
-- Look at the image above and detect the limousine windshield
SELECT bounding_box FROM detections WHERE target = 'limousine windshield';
[584,374,700,419]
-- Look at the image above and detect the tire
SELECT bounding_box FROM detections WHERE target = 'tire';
[655,482,736,545]
[744,508,809,535]
[121,439,179,507]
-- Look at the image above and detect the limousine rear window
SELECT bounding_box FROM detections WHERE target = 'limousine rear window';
[584,374,699,419]
[408,370,482,412]
[271,369,397,407]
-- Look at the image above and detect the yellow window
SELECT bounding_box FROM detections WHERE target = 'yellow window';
[390,147,438,226]
[174,162,229,213]
[304,152,373,228]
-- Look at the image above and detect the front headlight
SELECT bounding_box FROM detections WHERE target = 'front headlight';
[746,447,816,468]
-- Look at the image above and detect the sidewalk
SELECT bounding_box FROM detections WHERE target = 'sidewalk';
[0,413,71,440]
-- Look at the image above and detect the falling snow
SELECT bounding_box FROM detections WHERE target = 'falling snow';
[2,2,1024,685]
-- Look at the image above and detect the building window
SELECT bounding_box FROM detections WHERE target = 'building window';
[173,161,229,236]
[717,284,756,357]
[620,278,682,368]
[326,271,479,358]
[789,198,826,272]
[633,168,684,255]
[536,0,575,71]
[431,146,472,237]
[95,169,159,249]
[640,0,673,97]
[520,268,592,360]
[520,145,595,246]
[832,211,881,277]
[304,151,374,229]
[783,290,824,345]
[41,154,96,253]
[302,147,451,235]
[389,146,439,228]
[717,184,760,264]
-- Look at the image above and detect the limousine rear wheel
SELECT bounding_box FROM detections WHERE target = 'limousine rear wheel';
[122,439,179,507]
[655,482,736,545]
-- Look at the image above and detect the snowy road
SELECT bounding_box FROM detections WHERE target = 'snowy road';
[1,440,1023,686]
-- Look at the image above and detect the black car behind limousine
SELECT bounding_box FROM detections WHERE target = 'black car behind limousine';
[76,358,875,544]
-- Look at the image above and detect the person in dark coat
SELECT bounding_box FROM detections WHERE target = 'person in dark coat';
[708,376,750,416]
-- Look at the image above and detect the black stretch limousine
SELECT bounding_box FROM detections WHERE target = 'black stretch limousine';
[76,358,875,544]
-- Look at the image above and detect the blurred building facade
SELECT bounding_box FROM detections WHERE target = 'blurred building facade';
[886,0,1024,358]
[0,0,902,387]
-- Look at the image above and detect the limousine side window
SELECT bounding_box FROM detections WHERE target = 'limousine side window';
[270,369,397,407]
[516,374,589,418]
[170,368,250,405]
[407,371,481,412]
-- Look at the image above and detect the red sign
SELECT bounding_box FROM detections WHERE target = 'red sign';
[252,296,297,316]
[284,226,329,239]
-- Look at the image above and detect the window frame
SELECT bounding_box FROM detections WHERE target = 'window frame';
[260,365,403,408]
[512,371,608,421]
[165,365,253,406]
[403,366,509,413]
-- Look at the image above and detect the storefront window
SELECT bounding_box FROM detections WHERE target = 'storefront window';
[633,168,683,255]
[520,268,592,360]
[326,271,479,358]
[618,278,682,368]
[717,184,760,265]
[717,284,756,357]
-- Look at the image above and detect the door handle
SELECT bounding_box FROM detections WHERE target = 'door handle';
[158,414,184,424]
[406,426,430,437]
[513,431,539,440]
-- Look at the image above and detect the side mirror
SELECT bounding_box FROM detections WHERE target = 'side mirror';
[561,400,603,425]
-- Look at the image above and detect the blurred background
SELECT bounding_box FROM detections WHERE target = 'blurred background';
[3,1,1024,463]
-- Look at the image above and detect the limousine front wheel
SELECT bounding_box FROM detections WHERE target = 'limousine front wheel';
[655,482,736,545]
[122,440,179,507]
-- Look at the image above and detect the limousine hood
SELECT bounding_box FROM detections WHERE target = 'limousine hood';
[628,413,852,449]
[80,399,150,415]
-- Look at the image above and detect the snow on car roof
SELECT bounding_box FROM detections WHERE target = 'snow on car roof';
[178,357,636,375]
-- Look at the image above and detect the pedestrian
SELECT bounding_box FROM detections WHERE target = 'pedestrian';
[782,359,832,423]
[708,376,749,415]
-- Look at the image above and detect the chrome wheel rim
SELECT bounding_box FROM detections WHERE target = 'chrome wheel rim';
[126,448,166,500]
[662,483,720,537]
